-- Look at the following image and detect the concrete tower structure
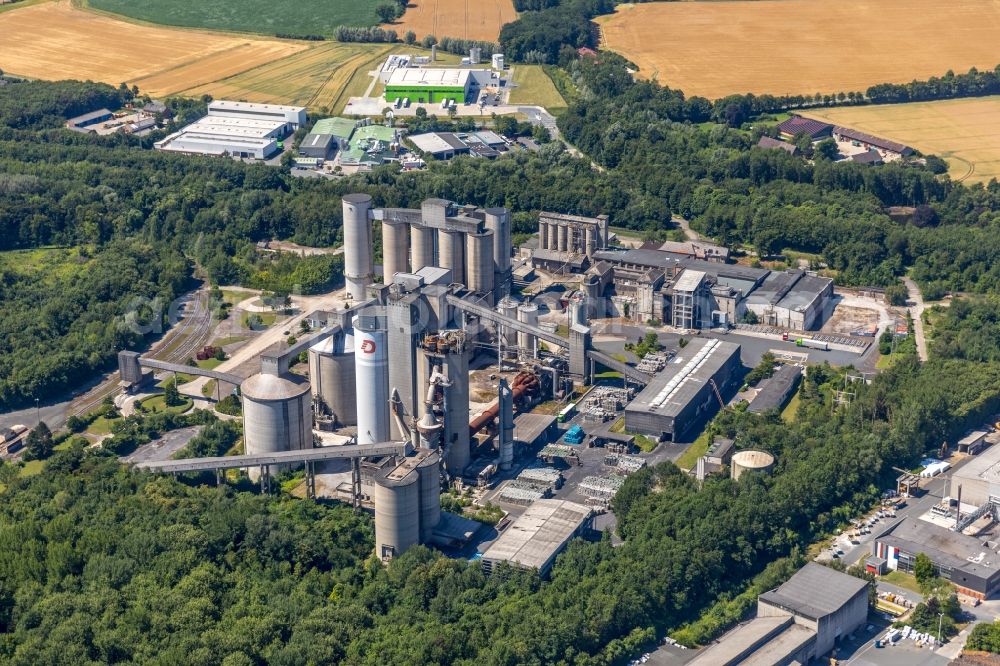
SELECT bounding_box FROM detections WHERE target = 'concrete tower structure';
[342,194,374,299]
[308,329,357,426]
[484,208,512,295]
[498,378,514,470]
[381,218,410,282]
[438,229,465,286]
[410,225,436,272]
[354,311,389,444]
[466,229,495,299]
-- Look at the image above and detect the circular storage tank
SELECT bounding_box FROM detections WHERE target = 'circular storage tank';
[416,452,442,542]
[373,465,420,560]
[241,373,312,479]
[731,450,776,480]
[517,302,539,355]
[466,230,495,297]
[308,331,357,426]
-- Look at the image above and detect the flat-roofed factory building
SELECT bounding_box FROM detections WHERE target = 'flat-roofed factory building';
[481,499,592,577]
[624,338,742,441]
[688,563,868,666]
[384,68,481,104]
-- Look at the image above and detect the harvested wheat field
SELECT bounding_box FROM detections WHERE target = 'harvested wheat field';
[802,97,1000,184]
[0,1,306,97]
[598,0,1000,99]
[384,0,517,42]
[184,43,395,112]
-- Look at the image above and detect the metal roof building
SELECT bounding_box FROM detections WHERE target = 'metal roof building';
[207,100,306,128]
[688,563,868,665]
[385,67,481,104]
[481,499,592,577]
[747,364,802,414]
[873,517,1000,599]
[948,442,1000,507]
[624,338,742,441]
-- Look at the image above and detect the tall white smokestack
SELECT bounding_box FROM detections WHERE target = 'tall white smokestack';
[498,378,514,471]
[353,312,389,444]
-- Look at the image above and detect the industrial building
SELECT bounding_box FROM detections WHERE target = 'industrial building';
[746,364,803,414]
[531,211,610,271]
[569,246,834,330]
[776,116,833,141]
[481,499,592,577]
[408,130,507,160]
[832,126,913,159]
[870,517,1000,599]
[384,67,483,104]
[341,194,512,303]
[155,100,304,159]
[65,108,113,133]
[624,338,742,441]
[207,100,307,129]
[948,443,1000,507]
[688,563,868,665]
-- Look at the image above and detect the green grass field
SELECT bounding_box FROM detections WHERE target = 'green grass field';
[138,394,193,415]
[509,65,567,113]
[675,431,711,471]
[0,246,93,284]
[86,0,380,36]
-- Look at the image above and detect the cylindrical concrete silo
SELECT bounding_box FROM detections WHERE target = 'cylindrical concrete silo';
[517,302,539,359]
[242,373,312,478]
[465,229,494,299]
[354,313,389,445]
[308,330,357,426]
[547,223,558,251]
[484,208,511,288]
[416,452,441,542]
[381,219,410,283]
[410,225,435,272]
[438,229,465,286]
[557,224,568,252]
[373,465,420,560]
[584,226,596,257]
[498,297,520,354]
[731,450,775,481]
[583,274,602,318]
[342,193,374,299]
[570,298,587,328]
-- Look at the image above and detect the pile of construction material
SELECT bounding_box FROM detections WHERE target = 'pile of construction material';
[579,475,626,503]
[603,454,645,474]
[497,483,547,505]
[516,466,563,492]
[636,351,672,374]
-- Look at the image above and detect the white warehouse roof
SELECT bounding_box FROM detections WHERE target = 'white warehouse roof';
[482,499,591,574]
[208,100,306,114]
[387,67,473,87]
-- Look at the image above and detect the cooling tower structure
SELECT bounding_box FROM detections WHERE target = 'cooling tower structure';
[308,329,357,426]
[354,311,389,445]
[373,449,442,561]
[517,302,539,359]
[241,372,312,479]
[731,450,776,480]
[342,193,374,299]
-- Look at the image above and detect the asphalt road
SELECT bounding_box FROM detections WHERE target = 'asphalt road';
[119,426,203,465]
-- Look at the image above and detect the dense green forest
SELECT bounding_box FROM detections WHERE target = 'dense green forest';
[3,298,999,664]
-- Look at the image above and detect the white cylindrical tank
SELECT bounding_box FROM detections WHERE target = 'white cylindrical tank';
[438,230,465,286]
[410,225,435,272]
[241,373,312,479]
[354,313,389,444]
[466,230,494,298]
[416,452,441,542]
[731,450,776,480]
[308,330,357,426]
[518,302,539,358]
[373,465,420,560]
[342,193,374,299]
[381,219,410,283]
[498,297,520,353]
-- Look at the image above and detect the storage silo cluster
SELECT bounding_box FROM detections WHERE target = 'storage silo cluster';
[340,195,512,304]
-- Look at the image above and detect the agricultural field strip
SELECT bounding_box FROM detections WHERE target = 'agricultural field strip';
[384,0,516,41]
[802,97,1000,184]
[596,0,1000,99]
[0,1,306,93]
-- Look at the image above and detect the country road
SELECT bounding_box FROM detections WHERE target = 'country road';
[902,276,929,361]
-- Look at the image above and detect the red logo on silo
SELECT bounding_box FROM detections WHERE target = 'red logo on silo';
[361,340,376,354]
